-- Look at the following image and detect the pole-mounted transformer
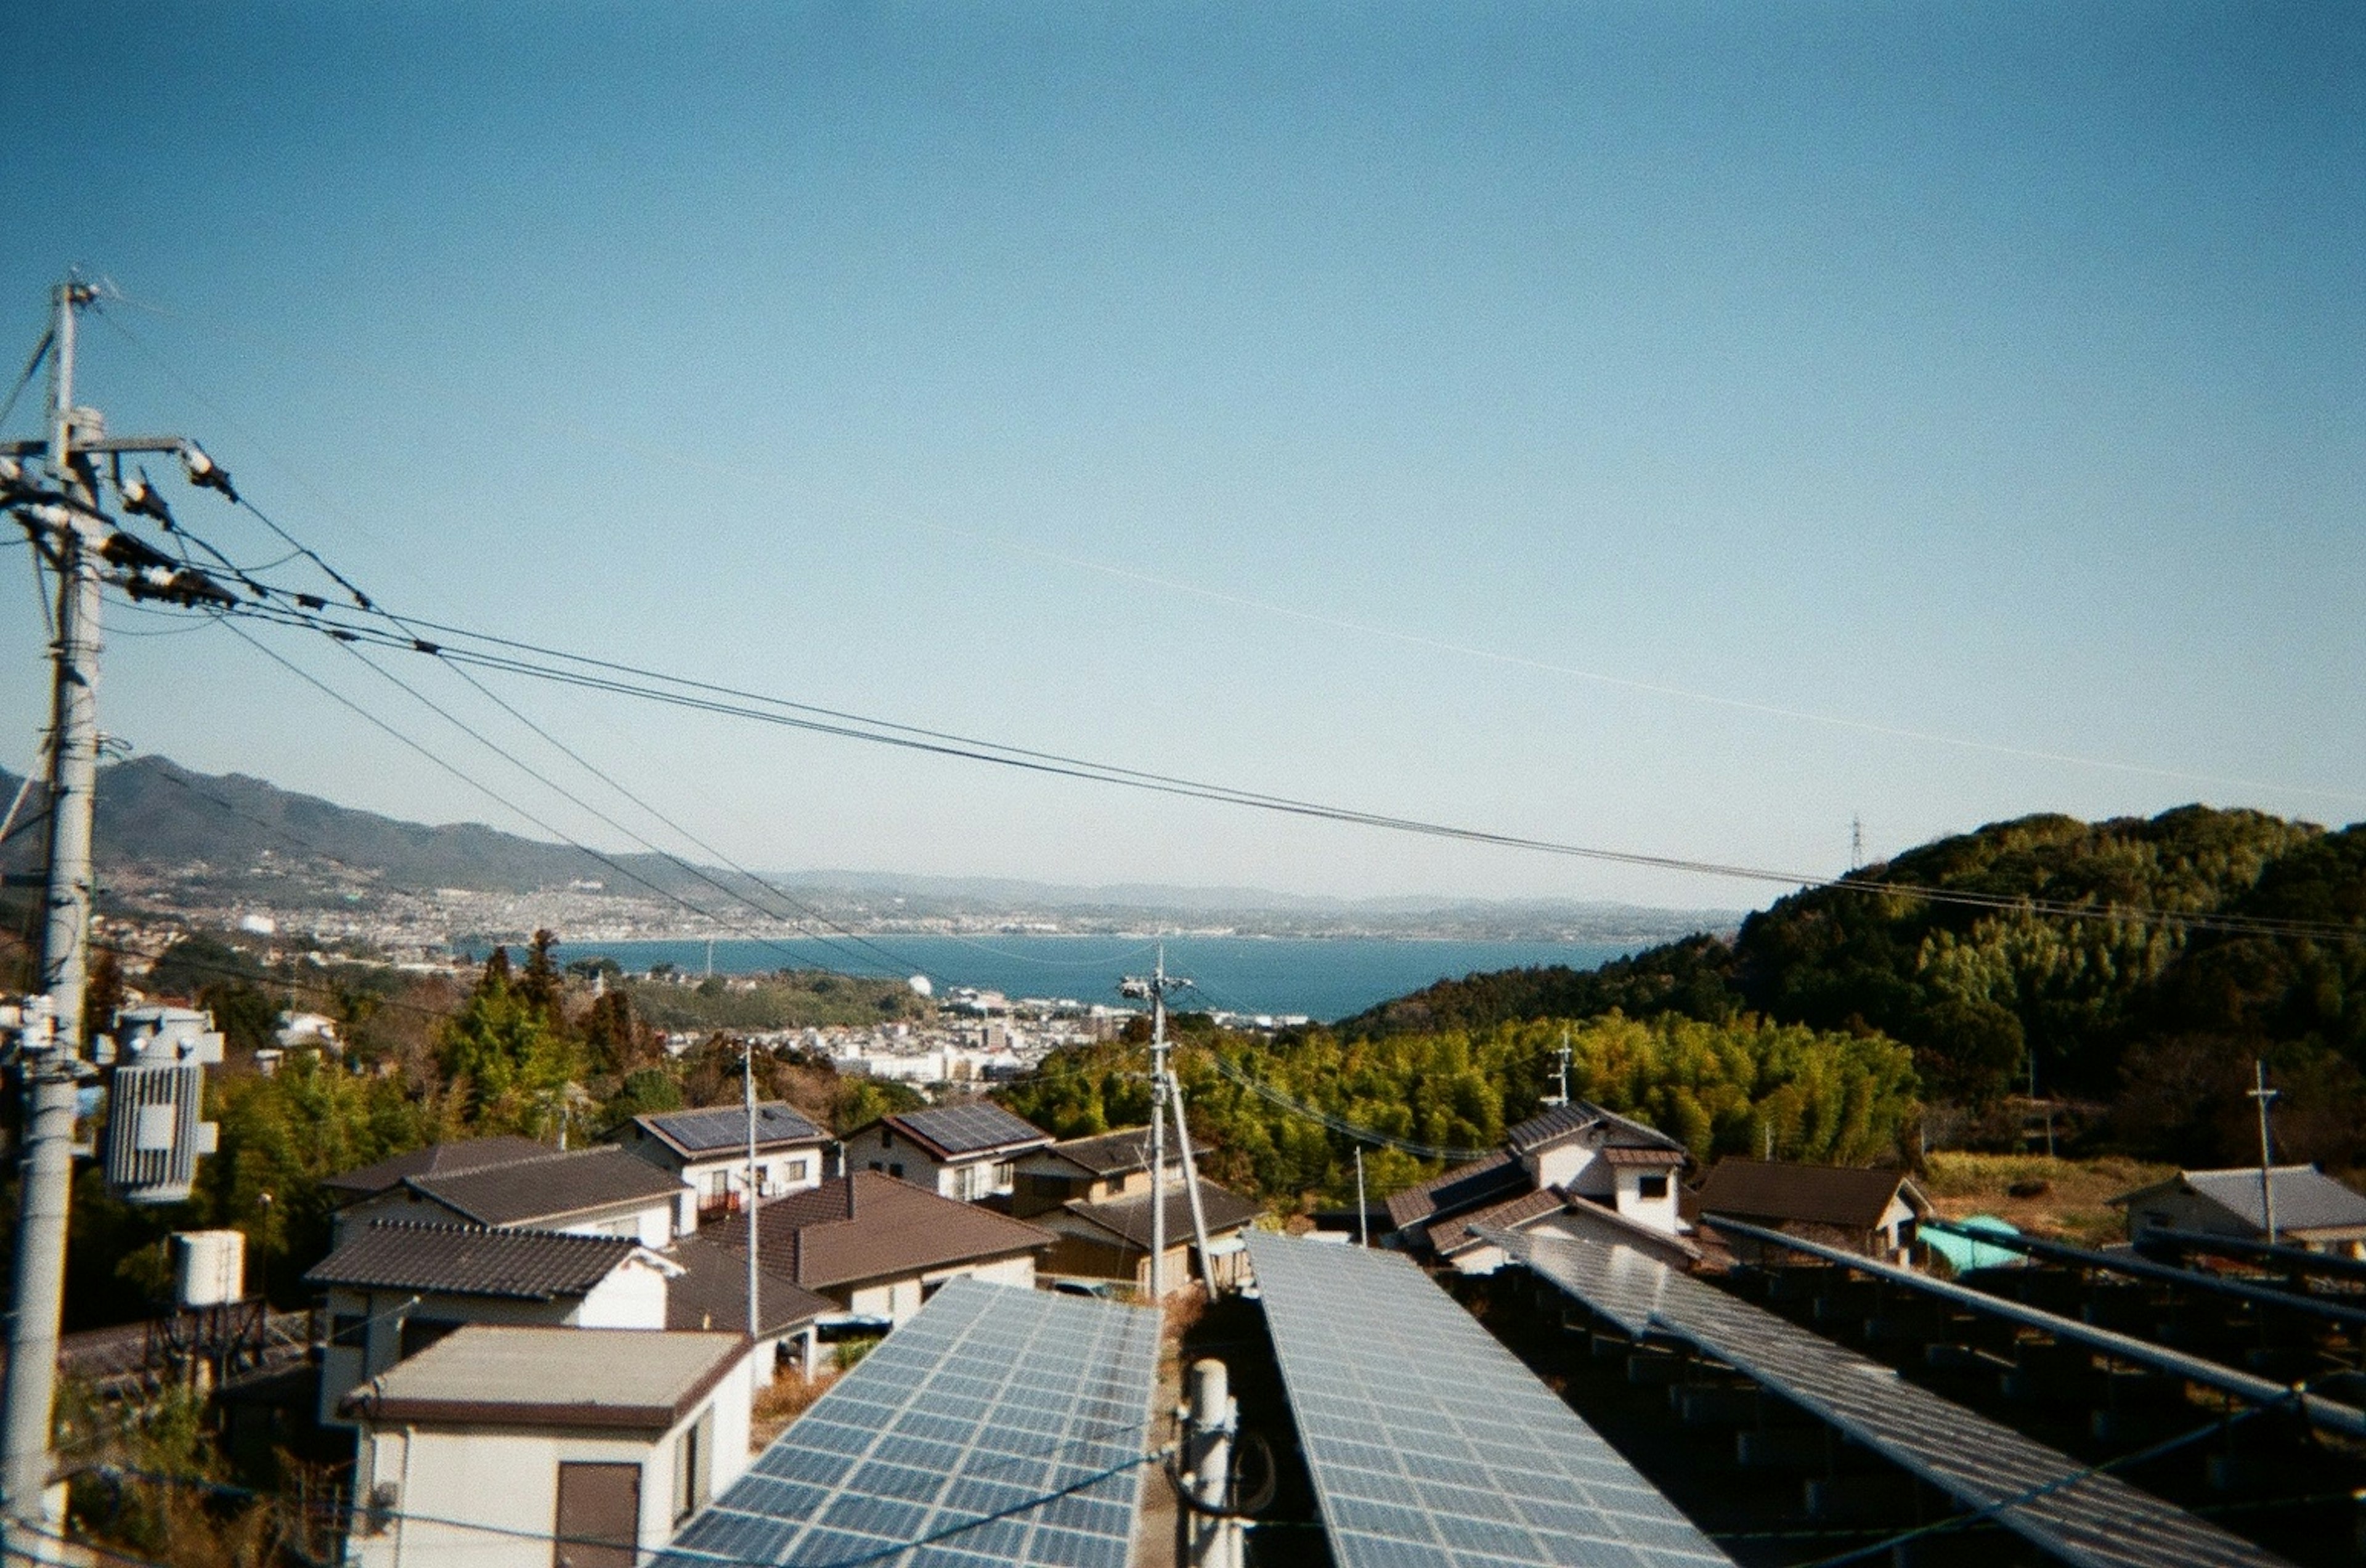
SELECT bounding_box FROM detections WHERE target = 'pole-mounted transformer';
[100,1007,224,1206]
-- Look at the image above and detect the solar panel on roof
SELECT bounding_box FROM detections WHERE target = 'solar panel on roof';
[1243,1231,1734,1568]
[652,1278,1158,1568]
[896,1103,1045,1155]
[1498,1229,2295,1568]
[650,1103,826,1153]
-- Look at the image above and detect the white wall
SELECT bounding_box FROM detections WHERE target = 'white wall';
[1609,1167,1682,1235]
[1532,1144,1600,1194]
[842,1254,1038,1325]
[349,1358,754,1568]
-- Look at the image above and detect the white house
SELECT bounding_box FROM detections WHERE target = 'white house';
[305,1222,677,1428]
[2111,1165,2366,1256]
[606,1102,832,1225]
[344,1326,754,1568]
[840,1102,1051,1202]
[1505,1102,1689,1234]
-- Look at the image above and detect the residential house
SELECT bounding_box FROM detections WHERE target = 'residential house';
[330,1144,692,1248]
[1035,1180,1263,1294]
[1007,1126,1204,1217]
[1692,1159,1932,1265]
[344,1326,754,1568]
[841,1102,1052,1201]
[305,1222,678,1428]
[727,1171,1053,1323]
[2110,1166,2366,1256]
[1425,1186,1702,1276]
[663,1231,835,1376]
[606,1102,832,1222]
[1505,1101,1689,1233]
[1383,1100,1694,1266]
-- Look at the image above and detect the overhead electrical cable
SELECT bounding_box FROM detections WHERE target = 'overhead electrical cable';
[211,615,903,980]
[181,589,2365,946]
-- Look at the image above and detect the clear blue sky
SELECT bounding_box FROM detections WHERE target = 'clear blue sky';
[3,3,2359,905]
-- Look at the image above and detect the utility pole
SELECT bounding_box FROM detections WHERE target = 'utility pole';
[2248,1060,2280,1246]
[1850,815,1865,871]
[1543,1027,1571,1108]
[1121,949,1212,1299]
[2,278,227,1537]
[1354,1146,1368,1248]
[745,1039,760,1340]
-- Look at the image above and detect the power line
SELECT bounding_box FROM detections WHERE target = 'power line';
[184,590,2366,947]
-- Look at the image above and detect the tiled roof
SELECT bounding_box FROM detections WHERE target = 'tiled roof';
[304,1221,640,1300]
[2126,1166,2366,1235]
[1427,1187,1567,1258]
[1601,1145,1688,1167]
[664,1232,834,1336]
[408,1146,685,1227]
[1033,1126,1209,1179]
[637,1102,827,1158]
[323,1136,551,1196]
[1694,1160,1923,1232]
[344,1325,746,1431]
[1505,1100,1687,1158]
[1382,1151,1527,1232]
[1056,1181,1262,1249]
[734,1173,1054,1291]
[879,1102,1051,1160]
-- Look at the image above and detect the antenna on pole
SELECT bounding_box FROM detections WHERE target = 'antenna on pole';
[1850,815,1865,871]
[2248,1060,2280,1246]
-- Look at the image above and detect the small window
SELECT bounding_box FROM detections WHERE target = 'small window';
[785,1157,808,1182]
[889,1162,905,1179]
[869,1160,884,1173]
[706,1171,730,1198]
[328,1314,368,1351]
[672,1405,713,1521]
[1638,1174,1670,1201]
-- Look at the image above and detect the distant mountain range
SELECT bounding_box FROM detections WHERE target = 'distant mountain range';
[0,755,1741,940]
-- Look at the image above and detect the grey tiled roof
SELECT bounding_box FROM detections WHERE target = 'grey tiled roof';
[733,1173,1054,1290]
[1035,1126,1210,1178]
[638,1102,827,1157]
[305,1221,638,1300]
[1058,1181,1262,1248]
[1382,1150,1526,1232]
[409,1146,684,1227]
[1505,1099,1686,1158]
[2179,1166,2366,1234]
[664,1232,833,1336]
[323,1135,551,1196]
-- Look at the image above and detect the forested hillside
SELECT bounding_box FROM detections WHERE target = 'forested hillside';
[1000,1012,1917,1207]
[1337,806,2366,1166]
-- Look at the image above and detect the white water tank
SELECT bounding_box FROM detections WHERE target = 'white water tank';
[173,1229,246,1308]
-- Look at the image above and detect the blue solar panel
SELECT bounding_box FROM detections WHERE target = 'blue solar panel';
[1497,1229,2289,1568]
[655,1279,1158,1568]
[1245,1232,1734,1568]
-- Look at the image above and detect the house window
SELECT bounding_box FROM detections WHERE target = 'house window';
[785,1158,809,1182]
[706,1171,730,1199]
[889,1162,905,1180]
[869,1160,884,1173]
[1638,1174,1669,1201]
[672,1405,714,1522]
[328,1314,367,1351]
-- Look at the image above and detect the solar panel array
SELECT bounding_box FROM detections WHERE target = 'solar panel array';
[895,1102,1047,1155]
[650,1103,827,1153]
[1243,1232,1734,1568]
[655,1278,1159,1568]
[1499,1229,2292,1568]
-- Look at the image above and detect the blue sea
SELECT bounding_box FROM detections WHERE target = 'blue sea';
[548,934,1638,1023]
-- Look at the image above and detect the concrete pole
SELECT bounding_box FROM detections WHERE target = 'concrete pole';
[1185,1359,1241,1568]
[3,279,102,1534]
[1149,948,1168,1302]
[1355,1146,1368,1248]
[1166,1067,1218,1296]
[746,1040,761,1341]
[2250,1060,2280,1246]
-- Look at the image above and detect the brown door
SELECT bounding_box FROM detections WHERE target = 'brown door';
[554,1461,640,1568]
